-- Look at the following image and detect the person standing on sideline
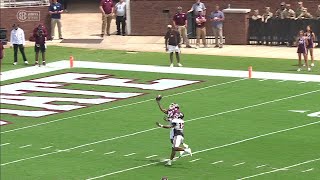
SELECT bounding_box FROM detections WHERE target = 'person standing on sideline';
[188,0,206,15]
[305,25,316,67]
[195,10,207,49]
[165,25,182,68]
[0,40,4,73]
[33,24,47,66]
[115,0,126,36]
[10,24,28,65]
[210,5,224,48]
[100,0,114,37]
[49,0,63,40]
[296,30,310,72]
[173,6,192,48]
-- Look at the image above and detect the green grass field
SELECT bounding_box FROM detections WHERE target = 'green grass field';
[1,46,320,180]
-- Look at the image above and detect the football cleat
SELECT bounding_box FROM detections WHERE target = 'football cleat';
[165,160,172,166]
[184,148,192,156]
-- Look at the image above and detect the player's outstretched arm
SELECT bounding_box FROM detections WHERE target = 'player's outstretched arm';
[156,122,172,129]
[156,95,167,113]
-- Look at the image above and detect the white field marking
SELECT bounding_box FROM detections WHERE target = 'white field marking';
[2,89,320,167]
[145,155,158,159]
[301,168,314,173]
[40,146,53,150]
[259,79,268,82]
[298,81,308,84]
[1,78,246,134]
[211,160,223,165]
[104,151,116,155]
[277,80,287,83]
[238,158,320,180]
[84,120,320,179]
[233,162,246,166]
[288,110,308,113]
[0,143,10,147]
[123,153,136,157]
[189,158,201,162]
[19,144,32,149]
[256,164,268,168]
[81,149,94,154]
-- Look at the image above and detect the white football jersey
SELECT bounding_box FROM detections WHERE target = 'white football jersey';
[171,118,184,136]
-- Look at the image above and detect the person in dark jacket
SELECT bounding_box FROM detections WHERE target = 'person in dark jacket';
[33,24,48,66]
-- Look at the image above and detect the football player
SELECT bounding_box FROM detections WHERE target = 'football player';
[156,95,189,148]
[156,114,192,166]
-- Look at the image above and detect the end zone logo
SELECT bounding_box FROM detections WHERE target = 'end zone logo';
[17,10,40,22]
[0,73,201,125]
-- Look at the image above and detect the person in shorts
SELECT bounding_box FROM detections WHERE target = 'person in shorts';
[165,25,182,68]
[33,24,48,66]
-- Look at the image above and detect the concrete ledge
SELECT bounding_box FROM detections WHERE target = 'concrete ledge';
[222,8,251,14]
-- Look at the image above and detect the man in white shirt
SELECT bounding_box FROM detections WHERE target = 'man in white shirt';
[115,0,126,35]
[10,24,28,65]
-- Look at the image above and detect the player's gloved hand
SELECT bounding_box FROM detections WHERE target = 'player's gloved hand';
[156,95,162,101]
[156,122,163,127]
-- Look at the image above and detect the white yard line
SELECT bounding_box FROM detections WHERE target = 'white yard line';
[211,160,223,165]
[298,81,308,84]
[19,144,32,149]
[301,168,314,173]
[145,155,158,159]
[40,146,53,150]
[277,80,287,83]
[233,162,246,166]
[189,158,201,163]
[259,79,268,82]
[81,150,94,154]
[1,78,246,134]
[238,158,320,179]
[104,151,116,155]
[0,143,10,147]
[84,120,320,179]
[1,89,320,167]
[256,164,268,168]
[123,153,136,157]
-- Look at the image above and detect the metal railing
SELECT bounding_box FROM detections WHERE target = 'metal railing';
[0,0,50,8]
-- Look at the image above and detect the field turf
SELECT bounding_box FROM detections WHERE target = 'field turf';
[1,46,320,180]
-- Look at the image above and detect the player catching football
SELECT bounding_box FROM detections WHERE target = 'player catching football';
[156,95,189,147]
[156,114,192,166]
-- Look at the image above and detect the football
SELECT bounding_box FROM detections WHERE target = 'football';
[156,95,162,101]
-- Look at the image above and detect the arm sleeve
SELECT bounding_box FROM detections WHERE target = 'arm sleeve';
[21,30,25,45]
[10,31,13,44]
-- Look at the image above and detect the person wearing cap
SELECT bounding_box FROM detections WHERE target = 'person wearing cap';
[164,25,182,68]
[283,4,295,19]
[195,10,207,48]
[262,7,273,23]
[33,24,48,66]
[49,0,63,40]
[209,4,224,48]
[275,2,286,19]
[295,1,304,17]
[173,6,192,48]
[315,5,320,19]
[296,8,313,19]
[10,24,28,65]
[252,10,262,21]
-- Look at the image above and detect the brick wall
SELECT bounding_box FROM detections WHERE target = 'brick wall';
[0,6,51,41]
[130,0,320,36]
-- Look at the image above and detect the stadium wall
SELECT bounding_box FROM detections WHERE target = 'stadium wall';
[130,0,319,36]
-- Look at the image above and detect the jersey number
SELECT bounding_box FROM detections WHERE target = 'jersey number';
[179,123,184,129]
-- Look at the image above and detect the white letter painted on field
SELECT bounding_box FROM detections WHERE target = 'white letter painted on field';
[33,73,200,90]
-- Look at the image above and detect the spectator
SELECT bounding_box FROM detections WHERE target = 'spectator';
[283,4,296,19]
[33,24,48,66]
[262,7,273,23]
[316,5,320,19]
[251,9,262,21]
[296,30,309,72]
[49,0,63,40]
[58,0,68,13]
[100,0,114,37]
[173,6,192,48]
[115,0,126,36]
[209,4,224,48]
[164,25,182,68]
[306,25,315,67]
[295,1,304,17]
[275,2,286,19]
[195,10,207,49]
[188,0,206,15]
[0,40,4,73]
[296,8,313,19]
[10,24,28,65]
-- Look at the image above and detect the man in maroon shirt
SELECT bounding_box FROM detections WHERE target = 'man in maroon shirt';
[173,6,192,48]
[33,24,48,66]
[195,10,207,48]
[100,0,114,37]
